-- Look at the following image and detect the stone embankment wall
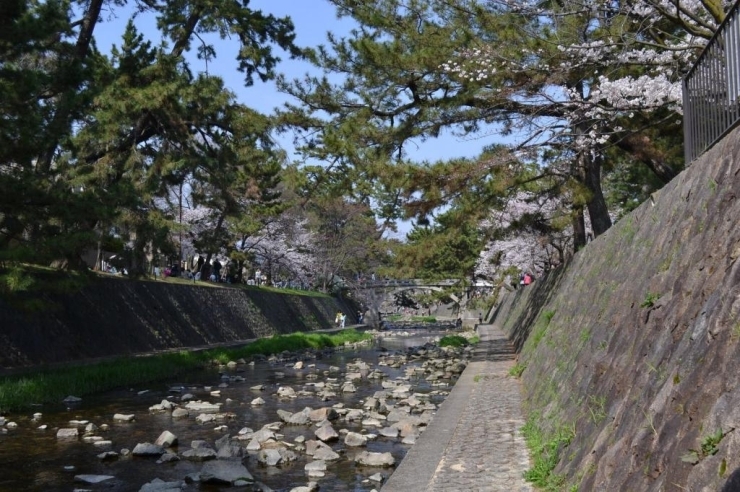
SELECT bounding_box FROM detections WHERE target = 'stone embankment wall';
[0,280,356,368]
[491,126,740,491]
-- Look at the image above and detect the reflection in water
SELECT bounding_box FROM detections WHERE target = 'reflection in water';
[0,332,455,492]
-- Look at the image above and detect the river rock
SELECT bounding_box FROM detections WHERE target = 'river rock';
[171,408,189,418]
[113,413,135,422]
[312,446,340,461]
[344,432,367,447]
[181,447,217,461]
[157,452,180,464]
[361,418,382,427]
[257,448,283,466]
[290,482,319,492]
[132,442,165,456]
[341,382,357,393]
[368,472,384,483]
[309,407,338,422]
[63,395,82,403]
[149,400,175,412]
[139,478,184,491]
[304,460,326,477]
[278,447,299,463]
[314,424,338,442]
[402,434,417,444]
[251,397,265,405]
[97,451,119,461]
[155,430,178,448]
[378,427,399,438]
[363,398,380,411]
[386,408,409,423]
[217,443,243,459]
[74,474,114,484]
[278,407,311,425]
[277,386,296,398]
[345,409,364,421]
[354,451,395,467]
[185,401,221,413]
[56,428,79,439]
[195,413,217,424]
[237,427,254,436]
[393,419,421,437]
[293,361,304,369]
[200,460,253,484]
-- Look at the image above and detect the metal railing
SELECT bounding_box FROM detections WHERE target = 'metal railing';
[683,0,740,162]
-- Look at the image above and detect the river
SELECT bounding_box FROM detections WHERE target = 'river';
[0,329,460,492]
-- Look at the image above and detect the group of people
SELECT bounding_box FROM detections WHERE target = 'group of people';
[334,311,347,328]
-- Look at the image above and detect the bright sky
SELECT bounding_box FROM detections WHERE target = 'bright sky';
[95,0,493,165]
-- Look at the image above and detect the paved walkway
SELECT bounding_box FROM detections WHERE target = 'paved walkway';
[382,324,533,492]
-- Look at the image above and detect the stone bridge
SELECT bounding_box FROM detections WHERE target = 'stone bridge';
[355,278,459,298]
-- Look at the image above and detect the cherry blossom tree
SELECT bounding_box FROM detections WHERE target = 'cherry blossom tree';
[441,0,730,248]
[474,192,569,282]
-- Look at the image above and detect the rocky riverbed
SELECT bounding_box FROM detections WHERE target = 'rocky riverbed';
[0,330,473,492]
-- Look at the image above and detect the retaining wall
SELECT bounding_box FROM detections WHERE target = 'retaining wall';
[0,279,355,368]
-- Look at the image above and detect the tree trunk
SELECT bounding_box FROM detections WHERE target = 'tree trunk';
[584,152,612,237]
[572,205,586,253]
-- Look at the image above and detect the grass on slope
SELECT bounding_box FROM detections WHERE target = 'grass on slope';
[0,329,371,412]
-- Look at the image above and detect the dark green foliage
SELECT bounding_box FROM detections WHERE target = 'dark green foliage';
[0,0,300,275]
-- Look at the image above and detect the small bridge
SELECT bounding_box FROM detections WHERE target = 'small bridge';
[355,279,460,297]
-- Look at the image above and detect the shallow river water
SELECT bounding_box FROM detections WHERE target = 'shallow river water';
[0,330,455,492]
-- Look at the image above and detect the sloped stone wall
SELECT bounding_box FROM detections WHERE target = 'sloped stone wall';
[0,279,355,368]
[492,126,740,491]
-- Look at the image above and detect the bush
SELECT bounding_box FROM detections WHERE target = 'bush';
[439,335,469,348]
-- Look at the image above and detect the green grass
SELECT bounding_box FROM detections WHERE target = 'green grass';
[438,335,470,348]
[0,329,371,412]
[509,363,527,377]
[522,415,575,490]
[410,316,437,322]
[527,310,556,353]
[640,292,661,308]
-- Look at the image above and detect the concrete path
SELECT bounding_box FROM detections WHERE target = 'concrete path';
[382,324,533,492]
